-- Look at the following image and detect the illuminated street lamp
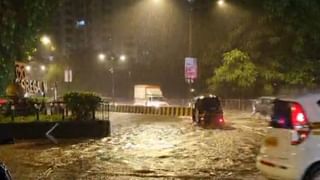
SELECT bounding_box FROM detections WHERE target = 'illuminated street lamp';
[98,53,106,62]
[26,65,31,72]
[50,46,56,51]
[217,0,225,6]
[153,0,161,4]
[40,35,51,46]
[40,65,46,71]
[119,54,127,62]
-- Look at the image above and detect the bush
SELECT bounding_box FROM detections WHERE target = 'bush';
[63,92,101,121]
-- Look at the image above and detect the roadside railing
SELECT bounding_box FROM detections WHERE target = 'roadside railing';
[0,98,253,120]
[221,99,254,112]
[0,101,110,123]
[95,101,110,121]
[106,99,254,116]
[167,98,254,112]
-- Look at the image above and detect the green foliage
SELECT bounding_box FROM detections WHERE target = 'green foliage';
[203,0,320,97]
[0,0,59,95]
[63,92,102,121]
[0,114,65,123]
[208,49,258,97]
[0,60,14,97]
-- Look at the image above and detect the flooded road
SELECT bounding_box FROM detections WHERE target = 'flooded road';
[0,111,267,180]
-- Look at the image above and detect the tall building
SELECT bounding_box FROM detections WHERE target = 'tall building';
[52,0,114,57]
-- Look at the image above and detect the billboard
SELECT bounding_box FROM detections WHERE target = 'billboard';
[15,62,47,96]
[64,69,72,82]
[184,57,197,81]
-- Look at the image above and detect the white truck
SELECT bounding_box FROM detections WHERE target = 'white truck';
[134,84,169,107]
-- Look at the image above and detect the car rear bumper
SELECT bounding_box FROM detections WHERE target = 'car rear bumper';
[257,156,302,180]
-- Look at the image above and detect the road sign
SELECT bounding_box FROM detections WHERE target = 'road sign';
[185,57,197,81]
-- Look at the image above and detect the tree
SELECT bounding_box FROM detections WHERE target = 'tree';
[203,0,320,96]
[207,49,258,98]
[0,0,59,95]
[263,0,320,87]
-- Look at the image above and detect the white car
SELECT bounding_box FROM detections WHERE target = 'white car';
[257,93,320,180]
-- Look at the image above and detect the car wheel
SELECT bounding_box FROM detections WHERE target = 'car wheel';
[304,164,320,180]
[192,110,196,123]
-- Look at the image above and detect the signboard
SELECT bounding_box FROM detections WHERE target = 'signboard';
[15,62,46,96]
[15,62,27,81]
[64,69,72,82]
[184,57,197,81]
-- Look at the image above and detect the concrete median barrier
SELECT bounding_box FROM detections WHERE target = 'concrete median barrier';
[110,105,192,117]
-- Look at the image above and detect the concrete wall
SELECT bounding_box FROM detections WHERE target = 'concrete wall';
[0,120,110,140]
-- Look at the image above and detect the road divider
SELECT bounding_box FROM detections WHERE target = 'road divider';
[109,105,192,117]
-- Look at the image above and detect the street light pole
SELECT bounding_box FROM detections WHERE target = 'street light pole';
[186,0,195,104]
[98,53,127,104]
[110,65,115,104]
[188,0,194,57]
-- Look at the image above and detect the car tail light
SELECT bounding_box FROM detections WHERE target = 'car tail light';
[290,102,310,145]
[217,115,224,124]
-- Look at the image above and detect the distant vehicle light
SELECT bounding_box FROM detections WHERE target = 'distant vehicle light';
[0,99,7,105]
[76,20,86,27]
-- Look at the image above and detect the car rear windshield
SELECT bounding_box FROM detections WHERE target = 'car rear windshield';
[197,97,221,111]
[270,100,293,129]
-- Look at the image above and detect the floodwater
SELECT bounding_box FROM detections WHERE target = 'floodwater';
[0,111,267,180]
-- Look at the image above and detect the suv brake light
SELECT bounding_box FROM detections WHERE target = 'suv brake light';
[218,117,224,124]
[290,102,310,145]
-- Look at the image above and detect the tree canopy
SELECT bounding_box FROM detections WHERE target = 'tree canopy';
[208,49,258,97]
[0,0,58,95]
[205,0,320,97]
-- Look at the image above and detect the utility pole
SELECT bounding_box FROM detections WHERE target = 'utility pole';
[187,0,195,105]
[109,55,116,104]
[188,0,194,57]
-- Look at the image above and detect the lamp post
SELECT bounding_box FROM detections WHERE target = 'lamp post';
[40,35,51,46]
[188,0,195,57]
[98,53,127,104]
[109,55,115,104]
[40,65,46,72]
[217,0,225,6]
[98,53,106,62]
[185,0,226,102]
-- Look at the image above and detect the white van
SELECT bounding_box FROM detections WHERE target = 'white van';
[133,84,169,107]
[257,94,320,180]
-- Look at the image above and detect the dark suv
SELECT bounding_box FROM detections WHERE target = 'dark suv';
[192,95,224,128]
